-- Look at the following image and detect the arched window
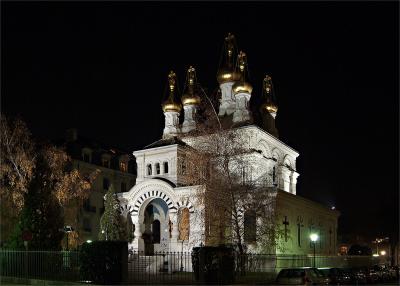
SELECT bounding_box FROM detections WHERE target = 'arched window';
[244,210,256,243]
[178,208,190,241]
[152,220,160,243]
[155,163,160,175]
[164,162,169,174]
[147,164,152,176]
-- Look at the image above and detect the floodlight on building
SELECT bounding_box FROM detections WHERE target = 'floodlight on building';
[86,240,92,243]
[373,254,379,257]
[310,233,319,242]
[380,250,386,256]
[310,233,319,268]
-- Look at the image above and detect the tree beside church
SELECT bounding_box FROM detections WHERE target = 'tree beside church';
[99,184,127,241]
[0,115,98,249]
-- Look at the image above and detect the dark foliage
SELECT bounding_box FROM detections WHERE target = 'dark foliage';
[79,240,128,285]
[9,149,64,250]
[192,246,235,284]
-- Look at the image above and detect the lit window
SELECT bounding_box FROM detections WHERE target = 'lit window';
[155,163,160,175]
[147,164,152,176]
[120,161,127,172]
[164,162,169,174]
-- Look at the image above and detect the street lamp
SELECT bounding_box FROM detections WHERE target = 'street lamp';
[59,226,74,251]
[310,233,319,268]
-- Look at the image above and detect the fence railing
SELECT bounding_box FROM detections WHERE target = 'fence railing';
[0,249,381,284]
[0,250,80,282]
[128,251,194,284]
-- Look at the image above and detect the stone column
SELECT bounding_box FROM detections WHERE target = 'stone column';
[168,213,180,252]
[131,215,143,252]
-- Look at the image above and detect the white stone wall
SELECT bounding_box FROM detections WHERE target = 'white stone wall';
[134,145,179,186]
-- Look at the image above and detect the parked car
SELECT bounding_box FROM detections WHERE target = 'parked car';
[276,267,330,285]
[388,265,399,281]
[351,267,379,284]
[347,267,368,284]
[372,264,392,282]
[318,267,352,285]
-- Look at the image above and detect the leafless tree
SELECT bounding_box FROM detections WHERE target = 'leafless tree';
[177,92,285,256]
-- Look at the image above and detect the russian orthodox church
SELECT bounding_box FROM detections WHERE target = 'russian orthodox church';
[117,34,339,258]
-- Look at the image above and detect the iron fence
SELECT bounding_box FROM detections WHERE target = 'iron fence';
[0,249,80,282]
[0,249,380,285]
[128,251,194,285]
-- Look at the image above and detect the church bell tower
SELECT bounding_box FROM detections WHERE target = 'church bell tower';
[181,66,201,133]
[232,51,253,123]
[260,75,279,137]
[162,71,182,138]
[217,33,240,116]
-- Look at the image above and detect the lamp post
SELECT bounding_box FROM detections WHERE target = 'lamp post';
[310,233,319,268]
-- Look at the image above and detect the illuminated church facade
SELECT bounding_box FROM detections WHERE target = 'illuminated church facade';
[117,34,339,258]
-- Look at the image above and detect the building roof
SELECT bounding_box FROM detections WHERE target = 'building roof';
[143,136,188,150]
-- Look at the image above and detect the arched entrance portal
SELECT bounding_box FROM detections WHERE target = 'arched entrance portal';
[142,198,169,255]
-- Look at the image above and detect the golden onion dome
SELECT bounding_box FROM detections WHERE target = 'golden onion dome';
[261,101,278,114]
[162,101,182,113]
[232,51,252,95]
[162,71,182,113]
[232,81,253,95]
[217,33,240,84]
[182,66,201,106]
[182,94,201,106]
[261,75,278,114]
[217,67,241,84]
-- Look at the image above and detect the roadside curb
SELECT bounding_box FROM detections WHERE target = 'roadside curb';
[0,276,87,285]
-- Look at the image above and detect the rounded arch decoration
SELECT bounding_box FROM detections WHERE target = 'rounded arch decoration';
[257,140,272,158]
[131,189,176,216]
[283,154,294,170]
[176,199,195,213]
[271,148,282,163]
[122,179,179,217]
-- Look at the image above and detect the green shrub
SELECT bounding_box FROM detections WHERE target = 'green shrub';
[79,241,127,285]
[192,246,235,284]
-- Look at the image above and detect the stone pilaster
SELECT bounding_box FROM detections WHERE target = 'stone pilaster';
[218,82,236,116]
[290,171,300,195]
[233,92,251,123]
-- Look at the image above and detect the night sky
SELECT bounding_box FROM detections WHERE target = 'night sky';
[2,2,398,241]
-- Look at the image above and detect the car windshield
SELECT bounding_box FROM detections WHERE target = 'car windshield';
[318,269,330,276]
